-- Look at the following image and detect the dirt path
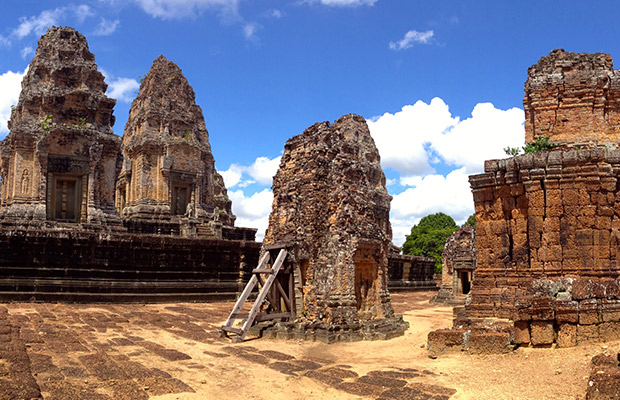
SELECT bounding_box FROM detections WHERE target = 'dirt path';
[0,292,614,399]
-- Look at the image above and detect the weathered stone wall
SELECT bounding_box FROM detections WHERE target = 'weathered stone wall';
[387,253,437,291]
[524,49,620,145]
[466,148,620,346]
[0,228,260,302]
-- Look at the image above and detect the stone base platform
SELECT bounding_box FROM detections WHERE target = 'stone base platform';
[427,317,515,355]
[252,316,410,344]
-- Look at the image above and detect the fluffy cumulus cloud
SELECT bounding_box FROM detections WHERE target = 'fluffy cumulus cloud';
[367,98,458,176]
[389,29,434,50]
[228,189,273,240]
[219,155,281,239]
[99,69,140,102]
[0,69,26,138]
[368,97,524,246]
[133,0,239,20]
[390,168,473,246]
[220,155,281,188]
[367,97,524,177]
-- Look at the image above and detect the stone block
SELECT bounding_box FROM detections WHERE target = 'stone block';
[468,332,511,354]
[531,297,555,320]
[598,322,620,342]
[556,324,576,348]
[576,324,599,344]
[530,321,555,346]
[427,329,467,353]
[555,300,579,323]
[601,299,620,322]
[572,279,592,300]
[513,320,530,345]
[579,299,601,325]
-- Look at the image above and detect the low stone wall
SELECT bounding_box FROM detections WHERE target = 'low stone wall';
[0,228,261,302]
[387,254,437,291]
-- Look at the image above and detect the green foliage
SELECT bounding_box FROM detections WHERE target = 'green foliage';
[184,129,190,140]
[41,114,53,131]
[10,104,16,112]
[503,146,521,157]
[138,74,146,84]
[523,135,556,154]
[464,213,476,228]
[402,212,458,274]
[504,136,557,157]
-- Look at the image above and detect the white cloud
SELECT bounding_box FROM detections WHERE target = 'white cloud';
[313,0,377,6]
[0,69,26,138]
[390,168,473,246]
[389,29,434,50]
[220,155,281,189]
[94,18,120,36]
[104,76,140,102]
[74,5,94,23]
[12,8,64,39]
[133,0,239,20]
[243,22,260,41]
[8,5,95,42]
[20,47,34,60]
[367,97,524,177]
[268,9,284,18]
[229,189,273,241]
[431,102,525,172]
[220,164,244,188]
[367,97,458,176]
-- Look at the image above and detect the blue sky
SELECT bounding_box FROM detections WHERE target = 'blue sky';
[1,1,620,245]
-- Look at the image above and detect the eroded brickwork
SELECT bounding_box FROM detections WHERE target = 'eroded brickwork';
[524,49,620,144]
[262,114,407,341]
[0,27,122,229]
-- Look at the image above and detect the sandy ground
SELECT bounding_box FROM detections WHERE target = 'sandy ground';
[1,291,615,400]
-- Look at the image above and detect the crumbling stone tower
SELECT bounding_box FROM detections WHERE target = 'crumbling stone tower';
[262,114,407,341]
[117,56,234,236]
[0,26,122,228]
[524,49,620,145]
[429,50,620,353]
[432,225,476,305]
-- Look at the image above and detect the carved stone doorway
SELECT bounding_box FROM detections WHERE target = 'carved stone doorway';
[50,175,84,222]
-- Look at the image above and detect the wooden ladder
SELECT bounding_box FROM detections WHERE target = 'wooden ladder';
[220,247,293,342]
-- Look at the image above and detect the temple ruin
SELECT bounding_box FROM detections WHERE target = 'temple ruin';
[0,27,122,229]
[253,114,408,342]
[117,55,236,237]
[428,49,620,353]
[432,225,477,304]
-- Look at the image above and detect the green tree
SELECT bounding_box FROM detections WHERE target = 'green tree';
[464,213,476,228]
[402,212,458,274]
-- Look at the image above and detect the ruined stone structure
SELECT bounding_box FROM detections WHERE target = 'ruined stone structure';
[0,27,259,303]
[388,247,437,292]
[117,56,235,237]
[432,225,477,304]
[585,351,620,399]
[0,27,122,229]
[524,49,620,145]
[259,114,408,342]
[429,50,620,353]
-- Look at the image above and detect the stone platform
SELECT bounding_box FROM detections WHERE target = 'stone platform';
[0,228,260,302]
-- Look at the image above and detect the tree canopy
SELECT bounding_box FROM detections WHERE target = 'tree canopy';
[402,212,458,274]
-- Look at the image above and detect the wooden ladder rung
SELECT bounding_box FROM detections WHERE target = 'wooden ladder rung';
[252,268,274,274]
[221,326,243,335]
[231,313,249,319]
[254,312,292,322]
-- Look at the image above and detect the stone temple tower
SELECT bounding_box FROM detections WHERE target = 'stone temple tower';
[116,55,235,237]
[0,26,122,229]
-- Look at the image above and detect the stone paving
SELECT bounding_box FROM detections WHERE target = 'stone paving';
[0,293,455,400]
